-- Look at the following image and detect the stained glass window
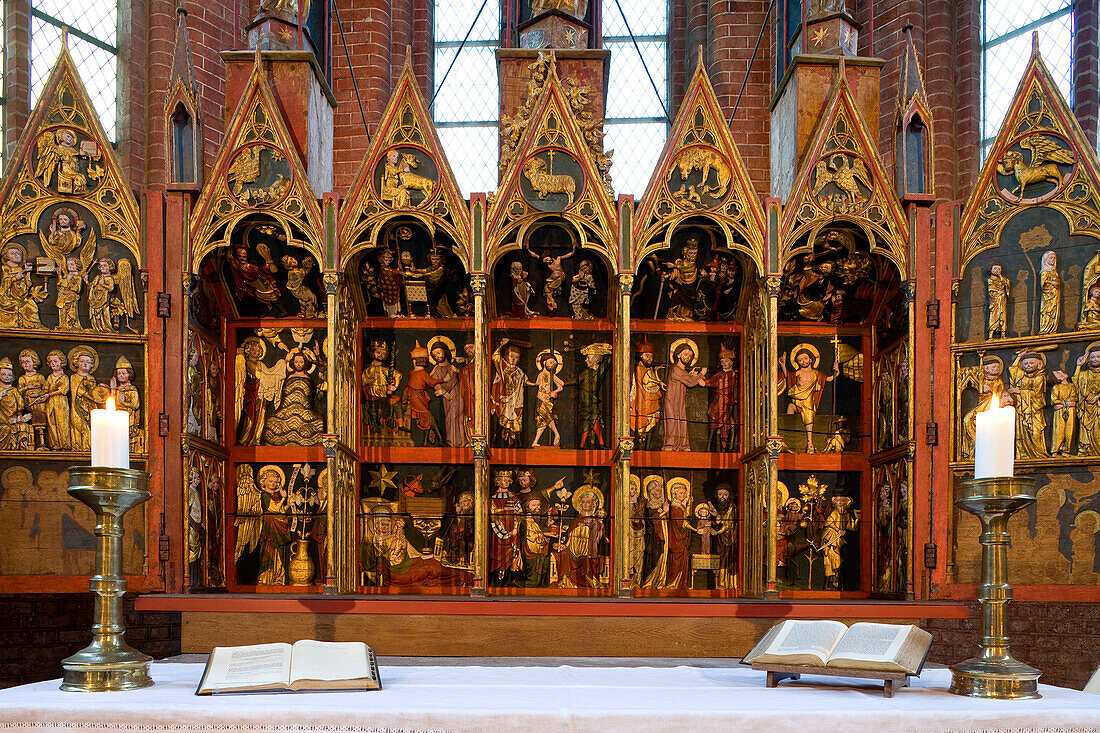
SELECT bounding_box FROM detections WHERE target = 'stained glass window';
[433,0,501,197]
[981,0,1073,157]
[31,0,119,141]
[602,0,669,198]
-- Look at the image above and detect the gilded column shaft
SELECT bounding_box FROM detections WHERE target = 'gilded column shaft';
[613,272,633,595]
[471,271,489,592]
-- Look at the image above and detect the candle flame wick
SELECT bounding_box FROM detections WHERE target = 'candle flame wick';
[105,396,116,411]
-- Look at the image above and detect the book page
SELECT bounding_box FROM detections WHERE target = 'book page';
[768,620,848,663]
[290,640,370,684]
[826,623,908,665]
[203,643,291,690]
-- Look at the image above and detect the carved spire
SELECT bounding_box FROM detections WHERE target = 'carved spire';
[169,2,197,100]
[164,1,203,190]
[894,23,933,200]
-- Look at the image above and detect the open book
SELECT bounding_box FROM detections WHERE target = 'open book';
[196,640,381,695]
[742,620,932,674]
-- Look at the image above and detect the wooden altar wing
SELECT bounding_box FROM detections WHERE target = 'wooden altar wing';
[958,35,1100,271]
[0,44,141,263]
[188,51,325,272]
[338,48,472,270]
[631,54,765,272]
[485,51,618,271]
[780,74,908,276]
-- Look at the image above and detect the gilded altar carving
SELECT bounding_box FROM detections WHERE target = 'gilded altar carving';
[774,473,860,591]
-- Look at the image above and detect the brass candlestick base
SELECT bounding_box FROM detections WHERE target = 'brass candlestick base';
[949,476,1041,700]
[60,467,154,692]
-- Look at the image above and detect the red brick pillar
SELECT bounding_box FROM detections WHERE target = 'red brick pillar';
[391,0,414,89]
[3,0,31,165]
[412,0,434,99]
[708,0,770,199]
[331,4,392,193]
[144,0,177,190]
[1075,0,1099,147]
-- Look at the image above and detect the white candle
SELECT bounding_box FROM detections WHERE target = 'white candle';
[90,396,130,469]
[974,399,1015,478]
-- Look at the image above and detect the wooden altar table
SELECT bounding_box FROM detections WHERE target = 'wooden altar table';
[0,661,1098,732]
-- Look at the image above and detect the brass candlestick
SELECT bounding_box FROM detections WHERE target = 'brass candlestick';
[949,476,1041,700]
[60,467,154,692]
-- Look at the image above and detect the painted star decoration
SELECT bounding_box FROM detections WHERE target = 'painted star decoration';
[813,27,829,46]
[369,465,398,495]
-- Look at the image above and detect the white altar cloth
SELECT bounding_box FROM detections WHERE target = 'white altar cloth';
[0,661,1098,733]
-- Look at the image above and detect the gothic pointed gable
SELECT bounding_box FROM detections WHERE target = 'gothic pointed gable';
[0,43,141,261]
[338,49,471,268]
[632,56,765,271]
[164,2,203,189]
[189,52,324,270]
[959,35,1100,270]
[780,74,908,273]
[485,52,618,268]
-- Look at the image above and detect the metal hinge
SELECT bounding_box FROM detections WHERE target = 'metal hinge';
[924,543,937,570]
[925,299,940,328]
[925,422,938,446]
[158,413,170,436]
[156,292,172,318]
[158,534,170,563]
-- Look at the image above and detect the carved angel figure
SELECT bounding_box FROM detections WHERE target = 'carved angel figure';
[997,135,1075,199]
[0,244,46,329]
[812,154,871,203]
[235,336,288,446]
[86,258,139,332]
[234,463,293,586]
[34,128,101,194]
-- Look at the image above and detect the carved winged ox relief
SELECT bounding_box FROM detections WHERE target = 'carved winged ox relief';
[996,133,1075,202]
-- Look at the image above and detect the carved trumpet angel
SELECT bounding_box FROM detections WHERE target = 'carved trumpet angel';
[86,257,140,333]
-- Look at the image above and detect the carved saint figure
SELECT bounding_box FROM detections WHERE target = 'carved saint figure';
[530,350,564,448]
[987,263,1010,339]
[555,485,607,589]
[379,149,410,208]
[491,340,527,447]
[0,357,32,450]
[429,338,464,447]
[43,350,70,450]
[626,475,646,587]
[568,259,596,319]
[711,484,738,590]
[1082,285,1100,330]
[960,355,1007,459]
[645,477,692,590]
[228,245,282,313]
[508,260,536,318]
[519,494,554,588]
[55,258,83,330]
[1051,369,1077,456]
[578,342,611,448]
[280,255,319,317]
[821,496,860,590]
[438,490,475,572]
[661,237,703,321]
[112,356,143,454]
[1007,349,1049,459]
[234,464,292,585]
[662,340,707,451]
[361,338,403,442]
[375,249,404,317]
[262,350,323,446]
[703,344,738,451]
[458,342,476,444]
[0,244,45,329]
[782,344,838,454]
[1074,343,1100,456]
[1038,250,1061,334]
[530,242,575,313]
[404,341,443,445]
[68,345,104,451]
[629,340,664,449]
[17,349,48,450]
[489,469,522,585]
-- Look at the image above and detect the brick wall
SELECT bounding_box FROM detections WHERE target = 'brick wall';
[0,594,180,689]
[925,601,1100,690]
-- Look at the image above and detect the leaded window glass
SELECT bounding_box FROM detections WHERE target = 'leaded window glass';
[433,0,501,197]
[981,0,1073,157]
[602,0,669,198]
[31,0,119,141]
